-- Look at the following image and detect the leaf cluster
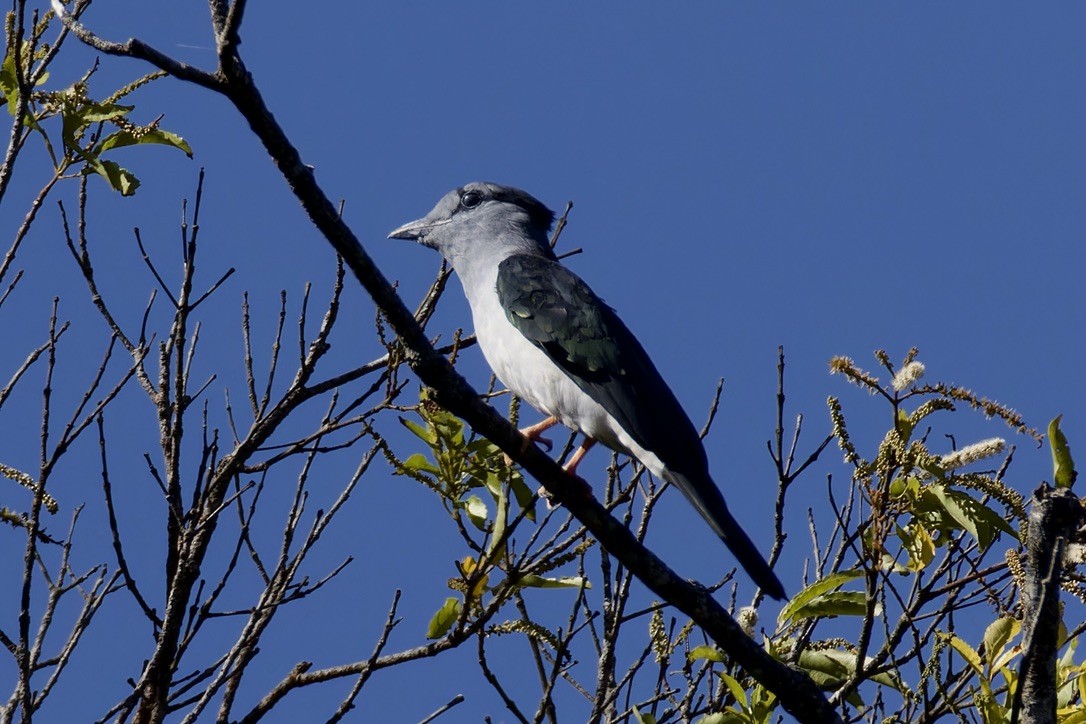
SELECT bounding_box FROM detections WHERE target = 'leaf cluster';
[647,349,1084,722]
[386,388,591,643]
[1,12,190,195]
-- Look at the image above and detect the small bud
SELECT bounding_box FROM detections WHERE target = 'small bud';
[941,438,1006,471]
[737,606,758,636]
[891,361,926,391]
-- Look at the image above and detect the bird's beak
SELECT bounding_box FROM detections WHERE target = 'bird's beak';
[387,218,427,241]
[388,216,451,247]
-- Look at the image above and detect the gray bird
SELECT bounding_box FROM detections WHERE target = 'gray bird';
[390,182,785,600]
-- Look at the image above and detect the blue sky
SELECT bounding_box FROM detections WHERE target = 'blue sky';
[2,2,1085,721]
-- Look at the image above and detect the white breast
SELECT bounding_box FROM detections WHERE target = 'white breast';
[459,265,667,478]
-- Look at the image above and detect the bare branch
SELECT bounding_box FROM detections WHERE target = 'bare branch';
[98,416,160,627]
[326,590,403,723]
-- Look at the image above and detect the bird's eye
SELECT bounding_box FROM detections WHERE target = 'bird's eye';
[460,190,483,209]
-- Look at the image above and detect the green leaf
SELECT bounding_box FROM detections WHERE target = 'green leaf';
[977,679,1008,724]
[941,632,983,676]
[425,597,461,639]
[928,486,1017,550]
[695,715,730,724]
[0,52,21,118]
[419,396,465,448]
[777,570,863,625]
[433,420,464,449]
[984,616,1021,671]
[1057,667,1079,710]
[889,476,921,501]
[462,495,488,531]
[1059,635,1078,669]
[997,663,1018,695]
[718,671,749,708]
[796,650,864,706]
[82,157,140,196]
[61,99,132,152]
[688,645,726,663]
[896,408,914,443]
[632,709,658,724]
[749,682,778,722]
[794,591,869,619]
[798,649,852,679]
[1061,705,1086,724]
[466,438,500,456]
[1049,415,1077,489]
[79,100,133,123]
[0,45,46,128]
[400,416,436,446]
[97,127,193,158]
[1076,663,1086,718]
[400,453,440,475]
[508,470,537,521]
[991,641,1023,674]
[897,522,935,572]
[486,480,507,557]
[481,470,503,499]
[800,648,902,701]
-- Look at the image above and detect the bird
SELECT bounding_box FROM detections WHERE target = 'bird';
[389,182,785,600]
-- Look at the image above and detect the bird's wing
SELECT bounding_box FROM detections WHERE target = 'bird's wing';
[495,254,705,473]
[497,254,786,600]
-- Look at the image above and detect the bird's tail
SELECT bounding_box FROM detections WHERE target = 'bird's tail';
[666,471,786,601]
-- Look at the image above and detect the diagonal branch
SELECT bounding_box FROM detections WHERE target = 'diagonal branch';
[54,6,839,721]
[52,0,224,92]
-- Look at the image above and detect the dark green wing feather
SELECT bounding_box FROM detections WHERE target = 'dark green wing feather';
[496,254,786,599]
[495,254,706,475]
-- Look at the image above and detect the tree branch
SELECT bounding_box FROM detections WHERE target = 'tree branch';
[53,7,839,721]
[1012,484,1085,724]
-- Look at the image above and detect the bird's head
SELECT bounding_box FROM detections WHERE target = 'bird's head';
[388,182,557,269]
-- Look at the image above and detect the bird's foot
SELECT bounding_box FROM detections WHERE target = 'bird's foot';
[536,483,558,509]
[524,434,553,453]
[519,416,559,453]
[563,438,597,477]
[504,416,560,466]
[536,439,596,506]
[535,473,593,509]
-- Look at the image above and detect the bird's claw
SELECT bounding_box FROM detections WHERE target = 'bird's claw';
[531,434,553,453]
[536,484,558,509]
[536,474,591,509]
[518,416,559,455]
[503,434,553,468]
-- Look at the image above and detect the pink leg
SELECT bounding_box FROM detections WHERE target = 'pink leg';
[564,438,597,476]
[519,416,559,452]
